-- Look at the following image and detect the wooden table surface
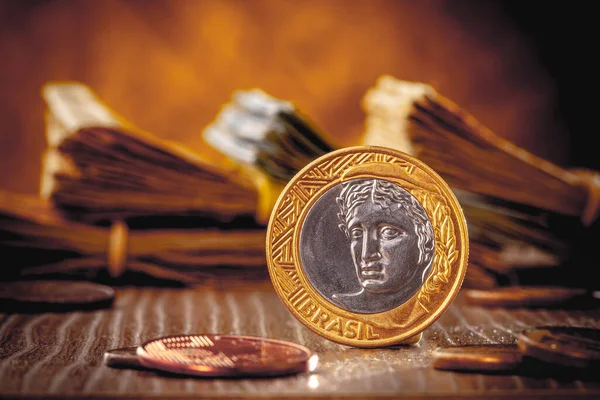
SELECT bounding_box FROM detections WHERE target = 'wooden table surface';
[1,279,600,399]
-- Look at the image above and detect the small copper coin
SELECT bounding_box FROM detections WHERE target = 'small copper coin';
[464,286,588,308]
[0,280,115,312]
[518,326,600,368]
[433,345,522,372]
[136,334,317,377]
[103,346,144,369]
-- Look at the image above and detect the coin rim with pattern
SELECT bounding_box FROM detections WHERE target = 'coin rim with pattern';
[135,334,315,377]
[103,346,143,369]
[266,146,469,347]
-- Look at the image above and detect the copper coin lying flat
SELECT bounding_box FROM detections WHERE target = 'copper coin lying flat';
[464,286,588,308]
[103,346,143,369]
[518,326,600,369]
[432,345,522,372]
[136,334,317,377]
[0,280,115,312]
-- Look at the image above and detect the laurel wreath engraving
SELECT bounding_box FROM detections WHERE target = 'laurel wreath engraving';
[411,189,458,311]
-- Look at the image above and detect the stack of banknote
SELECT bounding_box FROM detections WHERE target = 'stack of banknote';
[41,82,261,225]
[202,77,600,291]
[3,77,597,290]
[361,75,600,290]
[0,83,269,283]
[0,191,266,283]
[0,192,265,283]
[202,88,337,185]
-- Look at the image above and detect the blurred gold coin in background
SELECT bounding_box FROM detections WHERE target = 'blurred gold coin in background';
[518,326,600,369]
[266,146,469,347]
[464,286,589,308]
[432,345,522,372]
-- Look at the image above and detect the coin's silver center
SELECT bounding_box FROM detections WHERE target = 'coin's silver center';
[300,178,435,314]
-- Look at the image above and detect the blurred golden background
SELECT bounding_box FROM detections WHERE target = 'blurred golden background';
[0,0,597,195]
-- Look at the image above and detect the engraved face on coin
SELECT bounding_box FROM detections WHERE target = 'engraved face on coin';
[266,146,469,347]
[301,178,434,313]
[136,334,316,377]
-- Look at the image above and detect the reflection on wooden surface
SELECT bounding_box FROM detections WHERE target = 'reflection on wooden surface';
[0,281,599,398]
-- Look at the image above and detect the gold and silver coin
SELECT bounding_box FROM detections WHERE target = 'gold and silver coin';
[266,146,469,347]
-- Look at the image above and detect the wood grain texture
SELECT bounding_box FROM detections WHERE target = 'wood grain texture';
[1,281,600,399]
